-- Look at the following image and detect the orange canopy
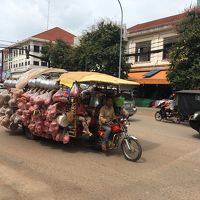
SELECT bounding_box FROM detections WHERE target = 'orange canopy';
[128,70,170,85]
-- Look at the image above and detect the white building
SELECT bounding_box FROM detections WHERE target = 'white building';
[127,13,185,99]
[3,27,75,79]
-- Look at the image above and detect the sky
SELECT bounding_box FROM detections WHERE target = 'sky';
[0,0,197,45]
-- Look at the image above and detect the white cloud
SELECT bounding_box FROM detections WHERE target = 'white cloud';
[0,0,197,43]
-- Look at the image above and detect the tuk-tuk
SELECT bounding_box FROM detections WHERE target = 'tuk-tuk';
[176,90,200,119]
[1,69,142,162]
[176,90,200,136]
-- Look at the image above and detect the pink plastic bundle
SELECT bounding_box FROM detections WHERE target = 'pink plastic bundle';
[46,103,58,121]
[29,104,39,113]
[55,133,64,142]
[16,109,23,116]
[63,134,70,144]
[28,123,36,132]
[49,120,59,135]
[23,110,31,118]
[40,108,47,121]
[52,89,64,102]
[30,91,39,105]
[44,90,54,105]
[17,101,26,110]
[22,90,32,100]
[20,115,30,126]
[43,120,50,133]
[25,102,31,110]
[34,91,46,105]
[34,120,44,135]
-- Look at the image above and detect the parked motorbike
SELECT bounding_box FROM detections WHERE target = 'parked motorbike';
[155,105,182,124]
[90,117,142,162]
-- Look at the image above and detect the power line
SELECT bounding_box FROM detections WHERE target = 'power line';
[0,39,16,44]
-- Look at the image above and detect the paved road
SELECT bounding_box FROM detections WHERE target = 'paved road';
[0,108,200,200]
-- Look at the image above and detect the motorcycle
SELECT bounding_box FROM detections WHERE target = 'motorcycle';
[90,117,142,162]
[155,104,182,124]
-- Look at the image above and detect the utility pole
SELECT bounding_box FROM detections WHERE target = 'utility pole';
[117,0,123,79]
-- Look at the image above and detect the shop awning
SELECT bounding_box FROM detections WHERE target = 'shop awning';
[128,70,170,85]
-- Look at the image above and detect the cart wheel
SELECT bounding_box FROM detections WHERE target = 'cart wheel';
[24,127,35,140]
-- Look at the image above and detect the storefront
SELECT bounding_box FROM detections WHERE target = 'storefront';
[129,69,172,100]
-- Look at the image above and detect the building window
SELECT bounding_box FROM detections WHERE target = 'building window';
[25,61,27,66]
[21,62,23,66]
[28,61,30,65]
[40,46,44,53]
[33,45,40,53]
[33,61,39,65]
[135,41,151,62]
[16,64,18,67]
[163,37,177,60]
[41,61,47,66]
[19,63,21,67]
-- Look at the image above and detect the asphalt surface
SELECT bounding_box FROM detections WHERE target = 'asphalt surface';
[0,108,200,200]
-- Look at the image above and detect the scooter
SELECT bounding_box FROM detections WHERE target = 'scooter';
[155,104,182,124]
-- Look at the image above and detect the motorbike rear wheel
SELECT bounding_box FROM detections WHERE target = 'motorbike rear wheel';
[174,116,181,124]
[121,136,142,162]
[155,111,162,121]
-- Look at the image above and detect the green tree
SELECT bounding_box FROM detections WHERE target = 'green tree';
[167,7,200,89]
[41,39,74,70]
[74,20,130,78]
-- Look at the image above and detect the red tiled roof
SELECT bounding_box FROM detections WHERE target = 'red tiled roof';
[32,27,76,44]
[128,13,185,34]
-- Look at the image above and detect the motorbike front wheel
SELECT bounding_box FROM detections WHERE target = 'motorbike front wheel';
[121,136,142,162]
[155,111,162,121]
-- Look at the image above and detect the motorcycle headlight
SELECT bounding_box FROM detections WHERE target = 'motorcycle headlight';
[193,113,199,119]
